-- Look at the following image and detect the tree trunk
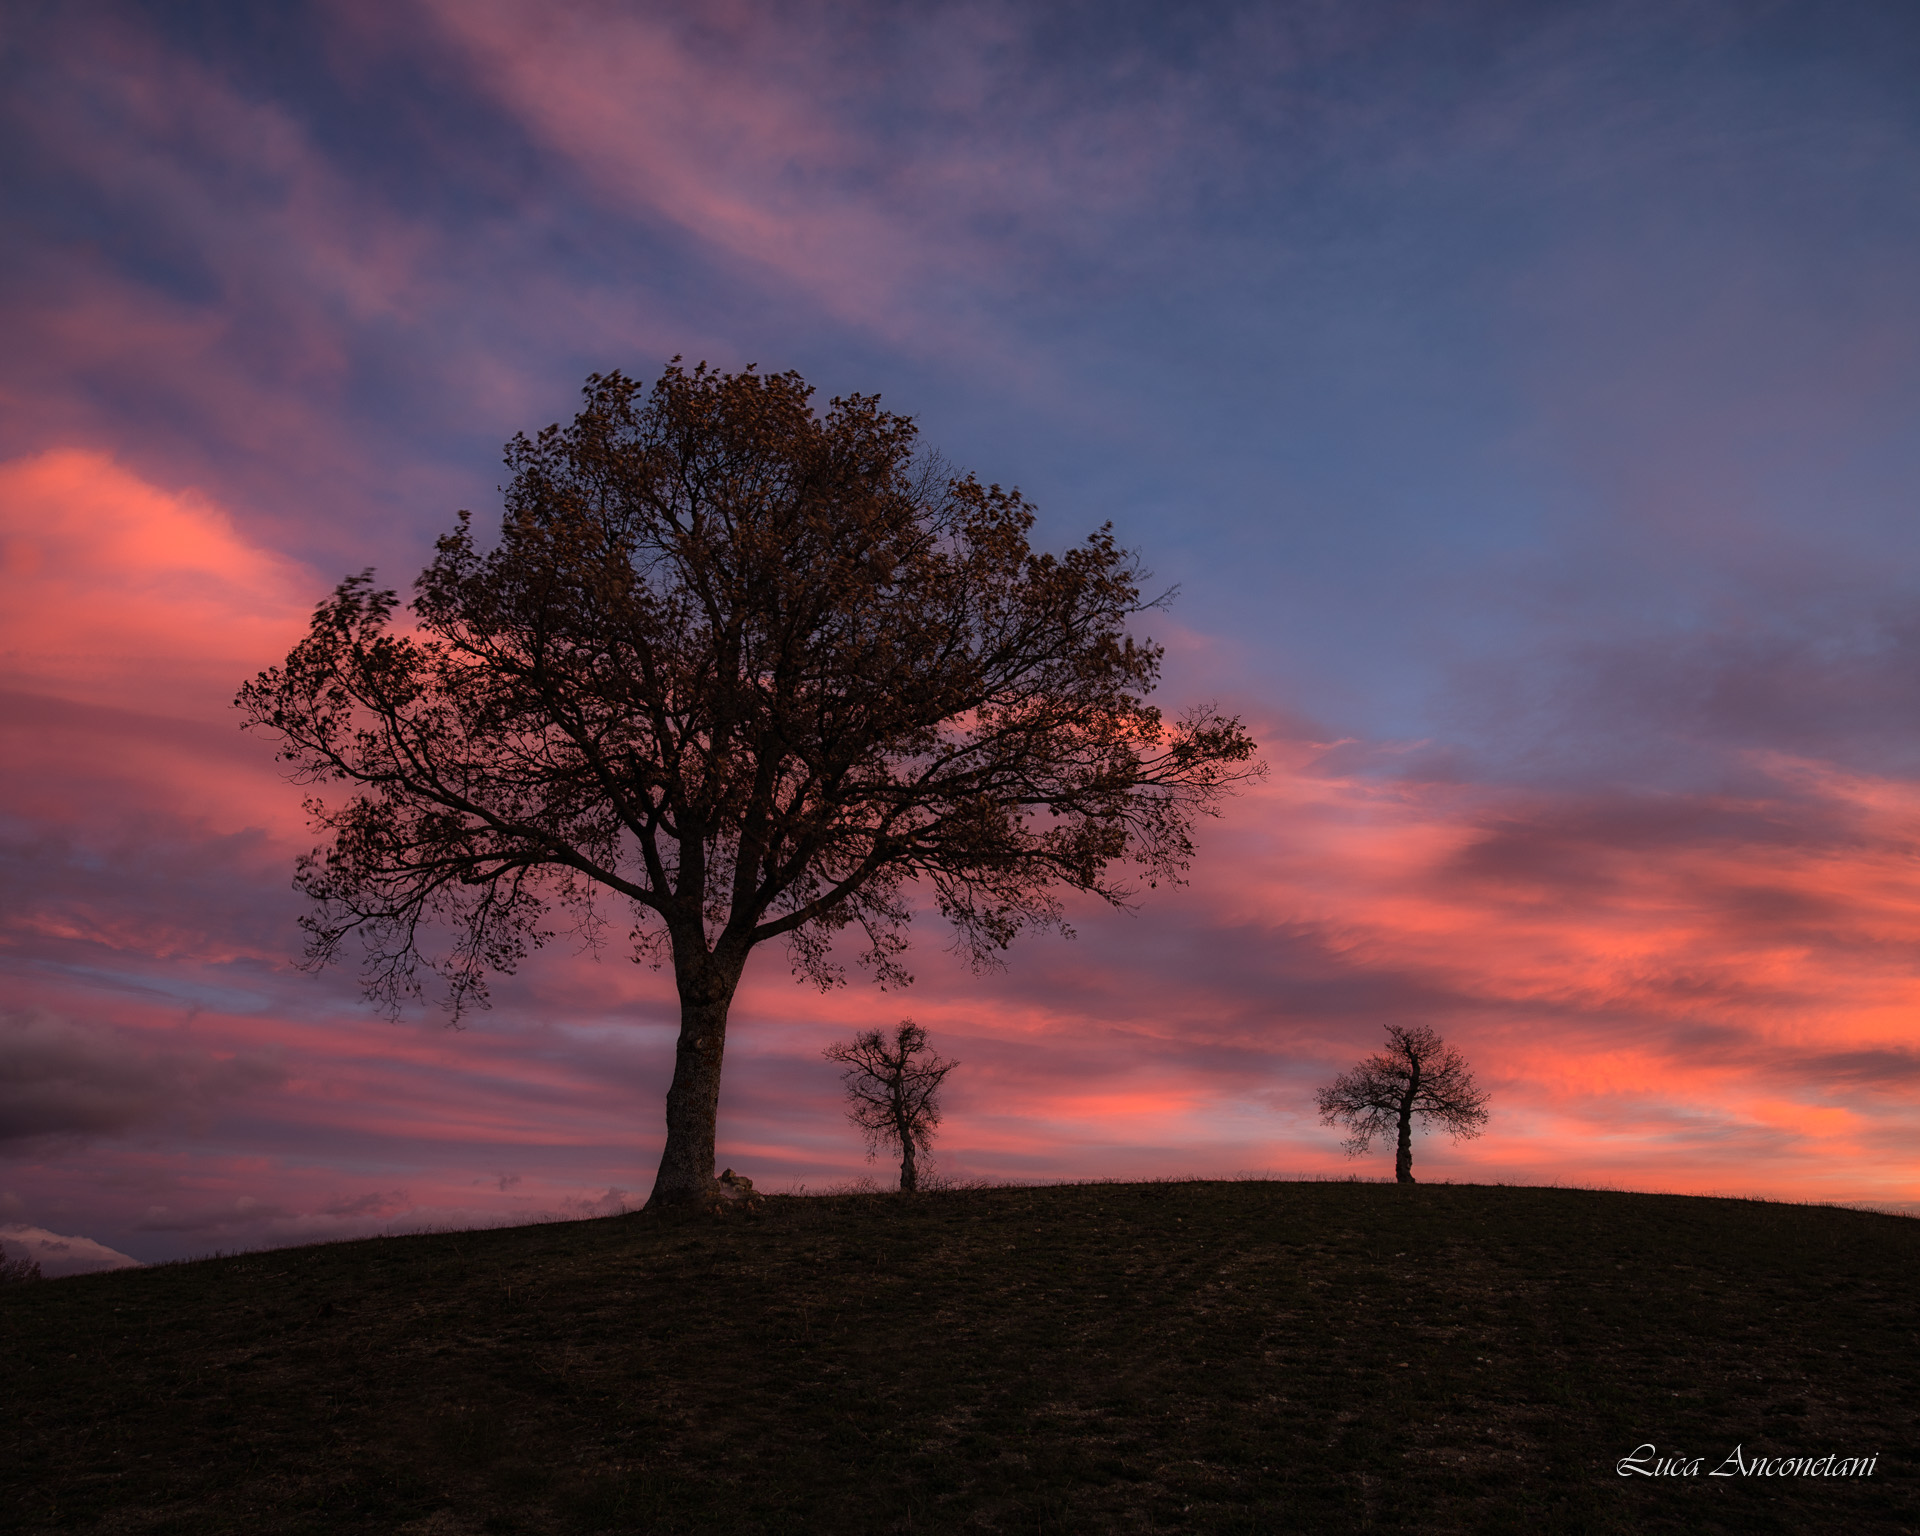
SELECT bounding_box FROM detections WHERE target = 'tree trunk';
[893,1086,918,1193]
[647,945,747,1209]
[1395,1094,1416,1184]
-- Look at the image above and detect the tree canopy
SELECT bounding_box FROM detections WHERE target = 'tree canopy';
[1316,1024,1489,1184]
[825,1020,958,1193]
[239,361,1261,1205]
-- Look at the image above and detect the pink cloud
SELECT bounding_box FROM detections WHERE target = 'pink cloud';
[407,0,1199,379]
[0,449,317,716]
[7,0,1918,1263]
[0,1224,142,1279]
[689,725,1920,1204]
[5,462,1916,1226]
[0,451,324,887]
[0,15,709,578]
[1,446,1915,1243]
[410,0,943,346]
[7,728,1920,1257]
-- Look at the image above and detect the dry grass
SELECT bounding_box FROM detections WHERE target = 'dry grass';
[4,1180,1914,1533]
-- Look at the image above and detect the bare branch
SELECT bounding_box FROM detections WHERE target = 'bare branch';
[238,360,1262,1204]
[824,1020,958,1192]
[1316,1024,1489,1183]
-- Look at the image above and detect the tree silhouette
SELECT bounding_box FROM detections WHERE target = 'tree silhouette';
[1316,1024,1489,1184]
[0,1246,41,1284]
[238,361,1261,1208]
[825,1020,957,1192]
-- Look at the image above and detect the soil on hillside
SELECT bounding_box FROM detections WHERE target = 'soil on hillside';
[4,1180,1914,1534]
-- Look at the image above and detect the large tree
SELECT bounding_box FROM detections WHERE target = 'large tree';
[1316,1024,1490,1184]
[238,362,1260,1208]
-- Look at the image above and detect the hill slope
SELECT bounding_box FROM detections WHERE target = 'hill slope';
[4,1181,1914,1534]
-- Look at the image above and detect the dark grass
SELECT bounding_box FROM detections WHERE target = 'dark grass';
[4,1180,1915,1534]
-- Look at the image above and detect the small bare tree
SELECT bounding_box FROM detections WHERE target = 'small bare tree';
[825,1020,957,1192]
[0,1246,42,1284]
[1316,1024,1489,1184]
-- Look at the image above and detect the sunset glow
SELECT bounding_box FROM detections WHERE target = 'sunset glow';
[4,2,1920,1271]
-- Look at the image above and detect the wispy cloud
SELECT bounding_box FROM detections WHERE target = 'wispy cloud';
[3,1,1919,1256]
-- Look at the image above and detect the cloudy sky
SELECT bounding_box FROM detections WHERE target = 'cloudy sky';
[5,0,1920,1270]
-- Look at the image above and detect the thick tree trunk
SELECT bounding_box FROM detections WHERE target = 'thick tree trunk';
[647,945,747,1209]
[899,1138,918,1194]
[1395,1096,1416,1184]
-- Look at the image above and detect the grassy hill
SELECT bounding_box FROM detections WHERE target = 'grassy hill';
[4,1180,1914,1534]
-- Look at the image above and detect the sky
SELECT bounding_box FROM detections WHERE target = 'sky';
[4,0,1920,1273]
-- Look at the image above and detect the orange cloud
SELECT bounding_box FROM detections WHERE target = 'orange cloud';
[2,457,1915,1222]
[0,448,316,716]
[706,734,1920,1205]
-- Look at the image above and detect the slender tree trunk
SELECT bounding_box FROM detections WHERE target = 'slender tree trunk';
[647,943,747,1209]
[1395,1093,1416,1184]
[894,1089,918,1193]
